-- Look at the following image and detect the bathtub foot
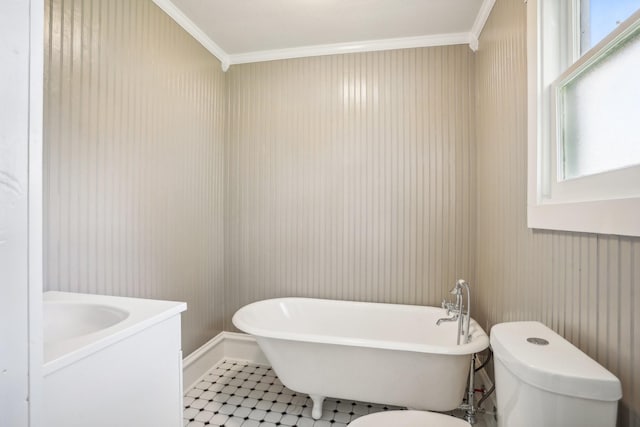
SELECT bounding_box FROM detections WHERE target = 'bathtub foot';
[309,394,325,420]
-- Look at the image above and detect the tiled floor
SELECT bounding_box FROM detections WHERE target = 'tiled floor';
[184,359,495,427]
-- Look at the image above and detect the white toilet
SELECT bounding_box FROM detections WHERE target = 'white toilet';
[491,321,621,427]
[348,321,622,427]
[348,410,470,427]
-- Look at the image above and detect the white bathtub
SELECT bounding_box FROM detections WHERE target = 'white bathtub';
[44,291,187,427]
[232,297,489,419]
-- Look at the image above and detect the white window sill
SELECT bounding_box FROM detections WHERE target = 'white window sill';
[528,198,640,236]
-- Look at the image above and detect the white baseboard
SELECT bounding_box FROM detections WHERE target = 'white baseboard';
[223,331,270,365]
[182,333,225,392]
[182,332,268,392]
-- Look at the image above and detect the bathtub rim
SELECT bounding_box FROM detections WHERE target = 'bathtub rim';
[232,297,489,356]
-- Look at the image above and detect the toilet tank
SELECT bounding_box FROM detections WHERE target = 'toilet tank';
[490,322,621,427]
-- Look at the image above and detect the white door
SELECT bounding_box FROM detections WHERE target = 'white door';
[0,1,44,426]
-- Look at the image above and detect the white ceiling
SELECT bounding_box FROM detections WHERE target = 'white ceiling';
[152,0,495,70]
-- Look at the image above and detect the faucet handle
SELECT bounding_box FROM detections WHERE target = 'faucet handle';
[442,300,457,315]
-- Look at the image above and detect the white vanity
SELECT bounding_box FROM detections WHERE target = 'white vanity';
[43,291,187,427]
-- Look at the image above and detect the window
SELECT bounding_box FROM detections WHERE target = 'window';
[527,0,640,236]
[580,0,640,53]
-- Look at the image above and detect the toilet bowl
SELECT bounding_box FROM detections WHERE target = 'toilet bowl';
[348,410,470,427]
[348,321,622,427]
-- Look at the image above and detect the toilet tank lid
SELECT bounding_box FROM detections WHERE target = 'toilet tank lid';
[490,321,622,402]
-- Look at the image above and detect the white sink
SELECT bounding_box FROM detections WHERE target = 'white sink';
[43,302,129,343]
[42,291,187,427]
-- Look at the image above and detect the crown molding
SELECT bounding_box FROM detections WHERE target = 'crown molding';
[229,33,475,66]
[154,0,492,71]
[151,0,230,71]
[470,0,497,48]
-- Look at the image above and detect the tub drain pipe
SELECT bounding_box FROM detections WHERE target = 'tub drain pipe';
[464,355,477,424]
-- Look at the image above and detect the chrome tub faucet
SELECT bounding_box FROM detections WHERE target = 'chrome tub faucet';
[436,279,478,424]
[436,279,472,345]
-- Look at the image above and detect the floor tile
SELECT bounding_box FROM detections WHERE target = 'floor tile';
[184,359,495,426]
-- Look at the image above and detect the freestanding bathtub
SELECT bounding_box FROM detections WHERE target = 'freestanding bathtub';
[232,298,489,419]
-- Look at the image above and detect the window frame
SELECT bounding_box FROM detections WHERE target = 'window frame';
[527,0,640,237]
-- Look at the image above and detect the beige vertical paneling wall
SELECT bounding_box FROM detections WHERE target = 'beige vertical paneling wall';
[44,0,226,355]
[225,48,476,328]
[43,1,640,421]
[475,0,640,424]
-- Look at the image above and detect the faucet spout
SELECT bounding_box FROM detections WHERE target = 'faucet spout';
[436,313,459,326]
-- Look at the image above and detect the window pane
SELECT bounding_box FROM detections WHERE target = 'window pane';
[581,0,640,53]
[561,25,640,180]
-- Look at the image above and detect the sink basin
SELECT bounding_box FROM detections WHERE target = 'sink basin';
[44,302,129,343]
[42,291,187,427]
